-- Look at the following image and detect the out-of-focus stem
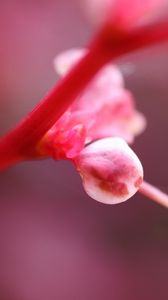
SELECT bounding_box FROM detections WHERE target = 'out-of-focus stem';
[94,19,168,59]
[1,18,168,169]
[139,181,168,208]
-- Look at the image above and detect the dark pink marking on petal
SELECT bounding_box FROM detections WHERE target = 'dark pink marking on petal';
[134,176,143,188]
[89,167,129,196]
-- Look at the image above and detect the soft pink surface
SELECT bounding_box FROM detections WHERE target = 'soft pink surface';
[0,1,168,300]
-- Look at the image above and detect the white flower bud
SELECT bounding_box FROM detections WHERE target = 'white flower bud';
[74,137,143,204]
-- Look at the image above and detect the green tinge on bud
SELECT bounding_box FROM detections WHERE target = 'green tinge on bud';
[74,137,143,204]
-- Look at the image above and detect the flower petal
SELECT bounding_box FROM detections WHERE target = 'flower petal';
[54,48,87,77]
[85,89,146,143]
[53,48,146,144]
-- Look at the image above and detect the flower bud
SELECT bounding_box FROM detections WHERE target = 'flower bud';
[74,137,143,204]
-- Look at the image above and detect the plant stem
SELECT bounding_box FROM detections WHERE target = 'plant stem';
[139,181,168,208]
[95,19,168,59]
[0,46,110,168]
[1,18,168,169]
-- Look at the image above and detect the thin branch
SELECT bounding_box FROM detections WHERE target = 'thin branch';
[139,180,168,208]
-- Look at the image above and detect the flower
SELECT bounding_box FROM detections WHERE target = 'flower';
[39,48,146,156]
[74,137,143,204]
[36,48,145,204]
[0,0,168,206]
[54,48,146,145]
[41,49,146,158]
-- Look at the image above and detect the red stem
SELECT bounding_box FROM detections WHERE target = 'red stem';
[1,19,168,169]
[95,19,168,58]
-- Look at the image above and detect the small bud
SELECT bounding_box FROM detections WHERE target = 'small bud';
[74,137,143,204]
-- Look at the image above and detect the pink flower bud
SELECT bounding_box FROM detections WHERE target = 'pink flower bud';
[74,137,143,204]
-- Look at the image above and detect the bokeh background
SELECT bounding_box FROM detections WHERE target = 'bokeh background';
[0,1,168,299]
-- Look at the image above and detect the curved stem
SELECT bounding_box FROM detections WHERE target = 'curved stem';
[1,18,168,170]
[100,19,168,57]
[139,181,168,208]
[0,46,110,169]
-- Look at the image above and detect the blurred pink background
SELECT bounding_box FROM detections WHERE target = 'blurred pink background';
[0,1,168,299]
